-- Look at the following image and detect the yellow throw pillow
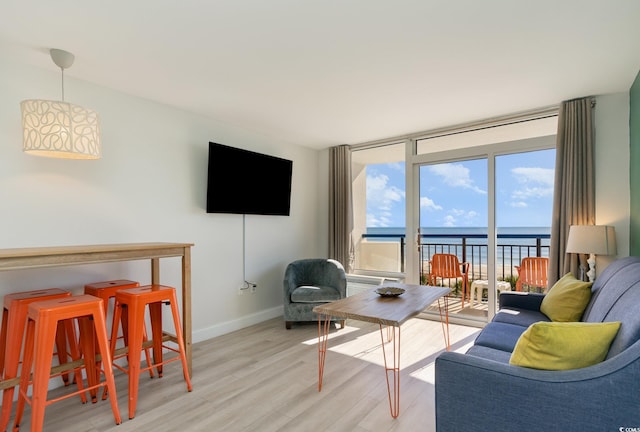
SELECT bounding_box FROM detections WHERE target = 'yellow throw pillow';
[509,321,621,370]
[540,273,592,321]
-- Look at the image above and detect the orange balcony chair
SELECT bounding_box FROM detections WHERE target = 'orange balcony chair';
[428,253,469,308]
[515,257,549,293]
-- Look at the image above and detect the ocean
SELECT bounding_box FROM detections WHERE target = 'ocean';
[366,226,551,246]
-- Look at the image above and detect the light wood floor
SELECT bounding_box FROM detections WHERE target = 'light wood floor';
[7,317,480,432]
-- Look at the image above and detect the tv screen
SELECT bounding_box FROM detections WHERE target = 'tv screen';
[206,142,293,216]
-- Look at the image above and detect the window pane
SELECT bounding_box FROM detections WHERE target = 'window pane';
[419,159,488,313]
[495,149,555,228]
[495,149,554,293]
[352,143,405,274]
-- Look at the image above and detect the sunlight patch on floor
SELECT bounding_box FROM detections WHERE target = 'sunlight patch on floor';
[300,324,363,345]
[299,317,478,371]
[409,362,436,384]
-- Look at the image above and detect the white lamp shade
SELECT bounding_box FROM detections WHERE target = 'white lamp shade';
[21,99,101,159]
[566,225,617,256]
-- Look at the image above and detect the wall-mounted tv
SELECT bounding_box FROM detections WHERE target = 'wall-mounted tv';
[206,142,293,216]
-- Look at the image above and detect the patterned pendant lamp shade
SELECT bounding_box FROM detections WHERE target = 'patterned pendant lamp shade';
[21,48,101,160]
[21,99,101,159]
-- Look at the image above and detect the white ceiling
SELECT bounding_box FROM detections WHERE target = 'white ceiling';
[2,1,640,150]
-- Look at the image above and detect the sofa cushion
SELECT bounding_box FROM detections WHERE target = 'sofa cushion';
[465,344,512,363]
[509,321,621,370]
[493,307,550,327]
[540,273,592,322]
[290,285,342,303]
[473,322,528,353]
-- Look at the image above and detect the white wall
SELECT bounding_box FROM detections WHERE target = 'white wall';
[0,56,327,342]
[0,55,632,341]
[595,92,631,271]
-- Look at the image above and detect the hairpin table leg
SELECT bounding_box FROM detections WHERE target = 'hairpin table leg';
[438,296,451,351]
[317,314,331,391]
[379,323,401,418]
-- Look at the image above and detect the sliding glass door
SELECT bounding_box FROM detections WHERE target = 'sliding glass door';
[417,158,488,322]
[348,114,557,324]
[407,119,557,324]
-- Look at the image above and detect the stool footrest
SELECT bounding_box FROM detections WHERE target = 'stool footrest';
[112,352,184,375]
[110,334,173,360]
[0,333,175,391]
[44,378,108,407]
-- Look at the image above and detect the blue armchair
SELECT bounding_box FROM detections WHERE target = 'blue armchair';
[283,258,346,329]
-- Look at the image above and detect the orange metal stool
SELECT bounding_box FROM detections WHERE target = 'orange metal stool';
[0,288,84,431]
[13,295,122,431]
[110,285,192,419]
[84,280,155,383]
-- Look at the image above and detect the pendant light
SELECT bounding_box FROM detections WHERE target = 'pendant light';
[21,48,101,159]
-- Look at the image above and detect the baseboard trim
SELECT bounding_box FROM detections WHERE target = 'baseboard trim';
[192,305,284,343]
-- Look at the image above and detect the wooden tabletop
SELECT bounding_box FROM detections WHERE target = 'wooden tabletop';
[313,282,450,327]
[0,242,194,271]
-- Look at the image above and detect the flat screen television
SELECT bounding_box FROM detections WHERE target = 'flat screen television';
[206,142,293,216]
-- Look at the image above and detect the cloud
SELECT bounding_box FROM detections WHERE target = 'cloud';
[513,167,554,186]
[465,210,479,220]
[510,167,554,206]
[438,209,480,227]
[367,212,393,227]
[366,173,405,227]
[443,215,456,227]
[420,196,442,211]
[429,163,486,194]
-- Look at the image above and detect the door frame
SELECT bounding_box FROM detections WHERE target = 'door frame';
[406,135,556,323]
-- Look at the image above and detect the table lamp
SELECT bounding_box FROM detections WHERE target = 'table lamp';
[565,225,617,282]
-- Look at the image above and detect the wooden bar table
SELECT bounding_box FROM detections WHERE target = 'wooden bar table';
[313,282,450,419]
[0,242,194,391]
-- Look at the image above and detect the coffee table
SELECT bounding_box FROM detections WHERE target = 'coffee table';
[313,282,451,418]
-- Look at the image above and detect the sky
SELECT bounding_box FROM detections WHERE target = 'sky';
[366,148,556,229]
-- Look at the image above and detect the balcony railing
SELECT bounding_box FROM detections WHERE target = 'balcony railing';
[360,232,550,282]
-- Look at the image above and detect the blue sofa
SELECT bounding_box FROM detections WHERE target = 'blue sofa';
[435,256,640,431]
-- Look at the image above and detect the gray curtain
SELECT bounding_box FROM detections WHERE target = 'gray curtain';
[328,145,354,272]
[549,97,596,285]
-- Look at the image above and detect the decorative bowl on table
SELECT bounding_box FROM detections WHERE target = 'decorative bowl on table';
[375,287,405,297]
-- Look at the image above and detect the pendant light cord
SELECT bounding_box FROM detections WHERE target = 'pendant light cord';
[60,68,65,101]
